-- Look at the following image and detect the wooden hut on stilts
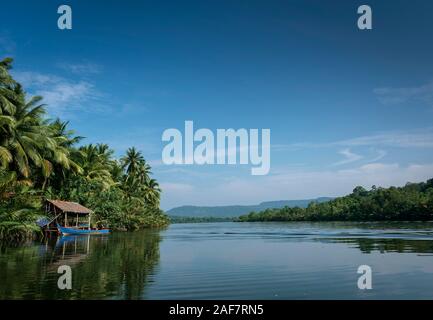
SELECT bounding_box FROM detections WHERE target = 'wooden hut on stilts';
[38,200,110,236]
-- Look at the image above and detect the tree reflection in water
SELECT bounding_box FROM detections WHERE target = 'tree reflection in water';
[321,238,433,254]
[0,230,162,299]
[2,222,433,300]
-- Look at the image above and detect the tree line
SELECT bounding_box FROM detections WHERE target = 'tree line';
[169,216,236,223]
[0,58,168,241]
[238,179,433,222]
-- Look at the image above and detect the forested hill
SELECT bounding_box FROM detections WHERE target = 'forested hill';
[238,179,433,222]
[167,197,333,217]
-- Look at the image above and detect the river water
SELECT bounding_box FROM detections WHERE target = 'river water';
[1,221,433,299]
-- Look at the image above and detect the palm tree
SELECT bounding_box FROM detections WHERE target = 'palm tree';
[0,58,73,188]
[77,144,115,188]
[0,208,42,241]
[143,178,161,208]
[109,159,124,183]
[42,119,84,189]
[121,147,145,176]
[0,90,73,186]
[1,89,50,180]
[119,148,154,201]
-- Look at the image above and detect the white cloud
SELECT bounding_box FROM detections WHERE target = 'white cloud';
[332,148,386,167]
[38,82,94,108]
[335,130,433,148]
[159,128,433,208]
[160,162,433,209]
[277,128,433,150]
[12,71,100,117]
[374,81,433,106]
[368,149,387,162]
[12,71,62,86]
[268,162,433,199]
[332,148,363,166]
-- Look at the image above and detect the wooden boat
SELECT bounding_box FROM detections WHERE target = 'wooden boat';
[56,224,110,235]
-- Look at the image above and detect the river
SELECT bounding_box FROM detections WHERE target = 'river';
[1,221,433,299]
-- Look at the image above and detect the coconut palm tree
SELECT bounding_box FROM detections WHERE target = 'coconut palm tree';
[0,90,73,186]
[77,144,115,188]
[143,178,161,208]
[41,119,84,189]
[0,58,73,188]
[121,147,146,176]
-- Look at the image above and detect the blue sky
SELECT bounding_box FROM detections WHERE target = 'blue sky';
[2,0,433,209]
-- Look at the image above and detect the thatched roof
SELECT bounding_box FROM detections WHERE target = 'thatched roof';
[46,199,93,214]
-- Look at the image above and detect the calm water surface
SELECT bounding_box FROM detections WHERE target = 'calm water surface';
[1,222,433,299]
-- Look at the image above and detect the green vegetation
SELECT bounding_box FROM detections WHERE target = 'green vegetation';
[0,230,162,299]
[169,216,236,223]
[238,179,433,222]
[0,58,168,241]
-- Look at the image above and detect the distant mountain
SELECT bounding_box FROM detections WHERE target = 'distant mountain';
[166,197,333,218]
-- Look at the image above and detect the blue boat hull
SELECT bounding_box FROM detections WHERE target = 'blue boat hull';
[57,224,110,235]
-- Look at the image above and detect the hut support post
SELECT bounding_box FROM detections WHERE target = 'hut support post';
[65,212,68,227]
[88,213,91,230]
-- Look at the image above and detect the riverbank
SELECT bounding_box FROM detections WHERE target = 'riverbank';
[239,179,433,222]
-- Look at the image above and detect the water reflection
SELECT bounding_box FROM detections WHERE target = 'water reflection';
[1,222,433,299]
[323,238,433,254]
[0,230,162,299]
